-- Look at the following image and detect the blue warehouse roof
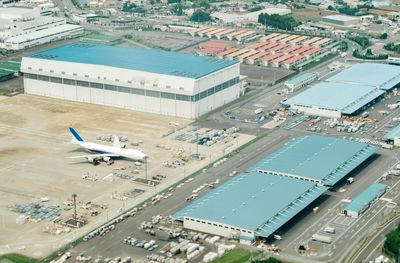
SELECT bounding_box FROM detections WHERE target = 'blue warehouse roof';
[173,172,328,238]
[329,63,400,90]
[251,135,379,186]
[344,183,387,214]
[27,43,238,79]
[285,82,385,115]
[284,63,400,115]
[383,123,400,141]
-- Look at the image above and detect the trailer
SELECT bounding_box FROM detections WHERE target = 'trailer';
[312,234,332,244]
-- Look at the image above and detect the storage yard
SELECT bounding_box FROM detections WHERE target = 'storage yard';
[0,94,254,258]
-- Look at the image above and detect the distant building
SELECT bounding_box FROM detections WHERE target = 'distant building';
[211,8,291,24]
[322,14,360,26]
[0,7,83,50]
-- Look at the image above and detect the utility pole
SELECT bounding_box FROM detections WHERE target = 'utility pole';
[72,193,77,221]
[145,157,148,180]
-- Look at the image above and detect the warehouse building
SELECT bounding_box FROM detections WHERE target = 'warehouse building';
[0,7,83,50]
[21,44,242,119]
[383,123,400,146]
[284,63,400,118]
[174,135,378,241]
[252,136,378,187]
[322,15,360,26]
[343,183,387,218]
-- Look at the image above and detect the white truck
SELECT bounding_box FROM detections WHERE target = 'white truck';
[389,170,400,176]
[312,234,332,244]
[254,108,263,115]
[324,227,335,234]
[347,177,354,184]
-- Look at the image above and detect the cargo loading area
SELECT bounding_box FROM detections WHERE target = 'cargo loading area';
[173,135,378,243]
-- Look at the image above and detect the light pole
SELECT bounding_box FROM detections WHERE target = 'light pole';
[72,193,77,221]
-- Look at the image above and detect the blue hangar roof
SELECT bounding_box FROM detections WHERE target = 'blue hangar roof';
[173,172,328,238]
[329,63,400,90]
[344,183,387,214]
[27,43,238,79]
[285,82,385,114]
[383,123,400,141]
[251,135,379,186]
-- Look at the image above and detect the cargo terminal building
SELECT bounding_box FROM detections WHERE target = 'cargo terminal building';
[21,44,242,119]
[284,63,400,118]
[173,135,378,242]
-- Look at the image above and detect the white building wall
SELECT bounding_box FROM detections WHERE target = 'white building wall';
[183,217,255,239]
[291,105,341,118]
[22,58,241,119]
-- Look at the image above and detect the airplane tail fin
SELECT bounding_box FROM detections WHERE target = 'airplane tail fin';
[112,135,122,148]
[69,128,84,142]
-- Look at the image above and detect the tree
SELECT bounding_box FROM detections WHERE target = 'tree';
[383,224,400,261]
[190,9,211,22]
[379,32,388,39]
[327,5,335,11]
[258,13,299,30]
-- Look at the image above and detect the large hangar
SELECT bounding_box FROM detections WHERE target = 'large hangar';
[284,63,400,118]
[21,44,242,119]
[173,135,378,242]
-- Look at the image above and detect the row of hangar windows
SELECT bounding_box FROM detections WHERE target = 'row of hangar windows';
[186,217,253,234]
[24,73,240,102]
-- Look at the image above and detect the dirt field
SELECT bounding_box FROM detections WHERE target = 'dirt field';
[0,94,254,258]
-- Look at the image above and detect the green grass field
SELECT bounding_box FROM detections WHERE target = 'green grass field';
[0,254,40,263]
[211,249,254,263]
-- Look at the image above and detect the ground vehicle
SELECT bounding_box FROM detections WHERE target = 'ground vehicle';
[324,227,335,234]
[254,108,263,115]
[312,234,332,244]
[347,177,354,184]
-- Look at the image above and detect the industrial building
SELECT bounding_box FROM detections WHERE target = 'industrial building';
[322,15,360,26]
[284,71,317,91]
[343,183,387,218]
[284,63,400,118]
[21,44,242,119]
[383,123,400,146]
[0,7,83,50]
[174,135,378,241]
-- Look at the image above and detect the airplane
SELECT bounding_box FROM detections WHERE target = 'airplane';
[67,128,146,164]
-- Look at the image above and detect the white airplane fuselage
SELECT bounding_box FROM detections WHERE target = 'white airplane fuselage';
[74,141,146,161]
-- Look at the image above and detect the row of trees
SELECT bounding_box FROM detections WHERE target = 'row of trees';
[348,36,370,49]
[384,42,400,54]
[258,13,299,31]
[352,49,388,60]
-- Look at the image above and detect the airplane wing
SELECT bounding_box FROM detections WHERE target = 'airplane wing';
[66,153,121,159]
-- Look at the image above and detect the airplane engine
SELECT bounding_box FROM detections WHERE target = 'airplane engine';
[103,156,111,162]
[121,143,126,148]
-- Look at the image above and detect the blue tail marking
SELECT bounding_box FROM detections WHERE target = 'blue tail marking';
[69,128,84,142]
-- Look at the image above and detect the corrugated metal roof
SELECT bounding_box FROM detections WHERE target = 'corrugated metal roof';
[28,44,237,79]
[383,123,400,141]
[285,72,317,86]
[285,81,385,114]
[328,63,400,90]
[173,172,328,238]
[344,183,387,214]
[252,135,379,186]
